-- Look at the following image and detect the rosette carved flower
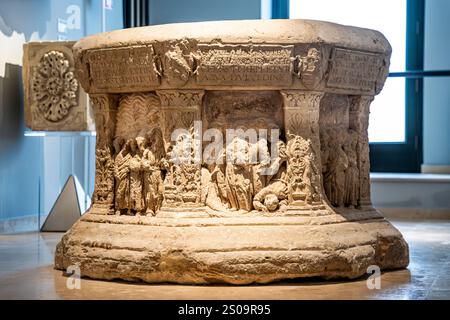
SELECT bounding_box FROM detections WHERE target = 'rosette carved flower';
[31,51,78,122]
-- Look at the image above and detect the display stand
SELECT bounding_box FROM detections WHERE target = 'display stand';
[24,130,95,231]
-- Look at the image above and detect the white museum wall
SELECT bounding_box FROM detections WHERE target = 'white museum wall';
[371,173,450,219]
[0,0,123,233]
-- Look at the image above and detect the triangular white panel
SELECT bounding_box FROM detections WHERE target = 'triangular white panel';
[40,175,81,232]
[73,174,89,213]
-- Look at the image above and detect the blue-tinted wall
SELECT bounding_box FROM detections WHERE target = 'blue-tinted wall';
[0,0,123,232]
[423,0,450,169]
[149,0,261,24]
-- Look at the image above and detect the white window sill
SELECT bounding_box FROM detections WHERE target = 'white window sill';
[370,173,450,183]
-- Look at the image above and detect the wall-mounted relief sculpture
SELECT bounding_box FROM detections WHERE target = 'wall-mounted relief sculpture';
[55,20,409,285]
[23,41,93,131]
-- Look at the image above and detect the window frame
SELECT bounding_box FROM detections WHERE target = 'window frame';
[369,0,424,173]
[283,0,425,172]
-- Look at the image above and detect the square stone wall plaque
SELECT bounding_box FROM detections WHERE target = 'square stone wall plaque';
[23,41,94,131]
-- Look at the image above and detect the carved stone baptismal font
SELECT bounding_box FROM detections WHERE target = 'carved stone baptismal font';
[55,19,409,284]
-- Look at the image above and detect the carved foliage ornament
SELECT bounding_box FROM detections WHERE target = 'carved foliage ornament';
[31,51,78,122]
[157,90,204,107]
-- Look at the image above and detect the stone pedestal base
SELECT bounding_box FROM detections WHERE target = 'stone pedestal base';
[55,209,408,284]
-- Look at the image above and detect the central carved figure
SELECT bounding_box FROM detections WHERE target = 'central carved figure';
[55,19,409,284]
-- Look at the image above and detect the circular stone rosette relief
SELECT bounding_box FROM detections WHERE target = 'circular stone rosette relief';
[31,50,78,122]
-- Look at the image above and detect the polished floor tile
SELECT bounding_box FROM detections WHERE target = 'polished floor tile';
[0,220,449,300]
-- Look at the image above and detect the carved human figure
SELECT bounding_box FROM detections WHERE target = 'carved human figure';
[205,148,231,211]
[265,140,288,184]
[320,129,330,173]
[249,137,271,196]
[286,136,320,204]
[141,130,165,215]
[129,138,144,214]
[323,130,349,207]
[114,138,132,214]
[162,129,202,206]
[171,131,196,165]
[252,138,289,212]
[344,129,360,208]
[94,147,114,205]
[225,136,253,212]
[300,48,321,74]
[294,47,323,89]
[253,179,288,212]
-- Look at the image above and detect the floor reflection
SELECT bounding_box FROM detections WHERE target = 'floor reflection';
[1,220,449,300]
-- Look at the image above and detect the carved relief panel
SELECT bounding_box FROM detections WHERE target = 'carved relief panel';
[90,94,118,213]
[281,91,325,208]
[319,93,374,208]
[159,39,199,86]
[292,47,327,90]
[156,90,204,209]
[203,91,285,213]
[326,48,386,93]
[196,44,294,86]
[349,95,374,207]
[23,42,93,131]
[203,91,282,131]
[86,45,160,93]
[112,93,165,215]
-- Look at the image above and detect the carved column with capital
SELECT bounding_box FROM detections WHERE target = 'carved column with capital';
[280,91,326,207]
[156,90,205,210]
[156,90,204,149]
[90,94,119,214]
[349,95,375,207]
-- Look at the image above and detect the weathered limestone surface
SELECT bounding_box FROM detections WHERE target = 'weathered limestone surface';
[55,19,409,284]
[23,41,94,131]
